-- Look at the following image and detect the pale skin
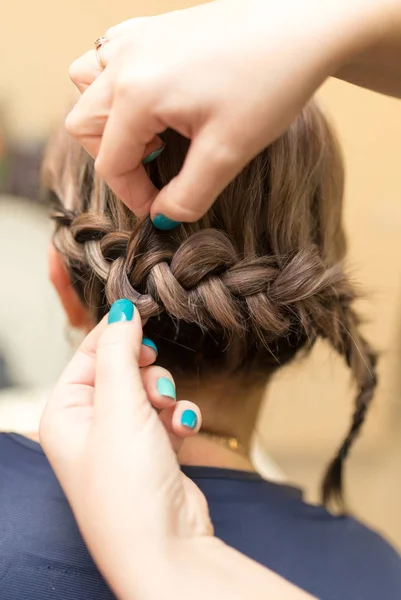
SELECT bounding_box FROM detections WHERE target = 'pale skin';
[66,0,401,222]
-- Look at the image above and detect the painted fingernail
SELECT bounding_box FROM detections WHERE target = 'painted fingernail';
[181,409,197,430]
[142,142,165,165]
[152,214,181,231]
[108,299,134,324]
[156,377,176,400]
[142,337,158,355]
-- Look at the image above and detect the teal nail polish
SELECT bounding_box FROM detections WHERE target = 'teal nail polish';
[152,214,181,231]
[142,337,158,355]
[108,299,134,324]
[156,377,176,400]
[181,409,197,430]
[142,142,165,165]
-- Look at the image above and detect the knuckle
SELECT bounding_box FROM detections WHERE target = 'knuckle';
[68,58,82,83]
[94,152,118,180]
[94,154,109,179]
[210,138,237,170]
[114,71,135,98]
[65,111,82,137]
[115,67,155,102]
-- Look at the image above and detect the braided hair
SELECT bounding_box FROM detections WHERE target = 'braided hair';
[43,101,377,511]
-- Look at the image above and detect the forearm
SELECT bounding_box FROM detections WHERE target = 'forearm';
[170,538,317,600]
[102,537,317,600]
[333,0,401,97]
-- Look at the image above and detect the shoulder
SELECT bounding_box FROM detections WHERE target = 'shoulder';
[299,503,401,595]
[341,514,400,570]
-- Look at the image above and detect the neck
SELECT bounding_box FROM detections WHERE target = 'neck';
[178,436,255,471]
[177,380,263,471]
[1,382,264,473]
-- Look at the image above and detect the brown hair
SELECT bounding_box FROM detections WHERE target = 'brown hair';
[43,101,377,510]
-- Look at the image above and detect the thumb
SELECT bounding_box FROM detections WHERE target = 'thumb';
[95,299,149,428]
[150,126,245,225]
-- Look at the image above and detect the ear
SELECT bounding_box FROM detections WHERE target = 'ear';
[48,243,92,330]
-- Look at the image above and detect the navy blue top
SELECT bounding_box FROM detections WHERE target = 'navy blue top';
[0,433,400,599]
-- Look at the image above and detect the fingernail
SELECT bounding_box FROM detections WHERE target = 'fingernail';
[156,377,176,400]
[152,214,181,231]
[108,299,134,324]
[142,142,165,165]
[181,409,197,430]
[142,337,158,355]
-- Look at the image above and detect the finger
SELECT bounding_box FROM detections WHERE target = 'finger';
[150,125,244,223]
[141,365,176,410]
[66,88,163,166]
[69,50,104,94]
[96,136,164,215]
[54,316,155,396]
[65,72,114,158]
[69,39,116,93]
[94,87,160,216]
[159,400,202,455]
[41,304,153,458]
[95,299,147,426]
[41,317,110,451]
[139,337,158,367]
[69,23,147,94]
[142,137,165,164]
[171,400,201,437]
[56,315,109,391]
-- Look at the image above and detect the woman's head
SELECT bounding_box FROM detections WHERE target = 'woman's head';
[43,100,376,509]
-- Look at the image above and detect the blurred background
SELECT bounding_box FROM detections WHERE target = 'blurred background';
[1,0,401,550]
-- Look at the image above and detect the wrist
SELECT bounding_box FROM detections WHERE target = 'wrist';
[329,0,396,79]
[304,0,388,77]
[245,0,387,89]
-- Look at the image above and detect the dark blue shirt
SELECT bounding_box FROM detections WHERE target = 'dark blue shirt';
[0,433,400,599]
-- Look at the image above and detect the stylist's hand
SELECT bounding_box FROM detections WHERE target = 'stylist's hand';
[67,0,381,223]
[40,299,211,597]
[40,299,316,600]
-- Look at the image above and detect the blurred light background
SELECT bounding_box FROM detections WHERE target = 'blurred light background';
[1,0,401,550]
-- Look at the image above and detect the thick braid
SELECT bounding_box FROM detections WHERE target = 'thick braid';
[322,305,378,510]
[52,206,377,512]
[53,209,352,345]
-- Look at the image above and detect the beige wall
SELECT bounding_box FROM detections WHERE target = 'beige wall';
[2,0,401,548]
[0,0,200,140]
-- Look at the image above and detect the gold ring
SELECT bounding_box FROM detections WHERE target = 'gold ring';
[94,36,108,70]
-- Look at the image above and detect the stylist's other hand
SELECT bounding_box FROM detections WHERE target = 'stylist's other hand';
[40,299,211,596]
[40,300,318,600]
[67,0,379,224]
